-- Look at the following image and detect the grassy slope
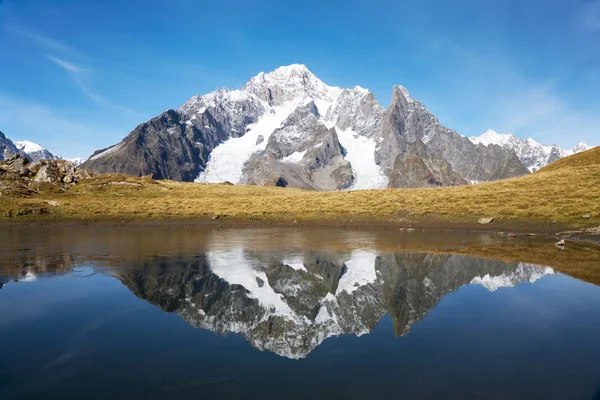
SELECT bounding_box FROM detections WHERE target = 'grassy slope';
[1,147,599,227]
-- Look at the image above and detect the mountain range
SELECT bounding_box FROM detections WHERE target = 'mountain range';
[0,130,84,166]
[1,65,593,188]
[470,129,591,172]
[79,64,592,189]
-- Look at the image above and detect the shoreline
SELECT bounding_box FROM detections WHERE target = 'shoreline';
[1,215,596,238]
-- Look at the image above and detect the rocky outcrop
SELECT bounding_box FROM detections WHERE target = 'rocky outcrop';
[0,154,94,197]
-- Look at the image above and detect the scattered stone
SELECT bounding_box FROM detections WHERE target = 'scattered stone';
[255,277,264,287]
[46,200,61,207]
[212,215,220,220]
[555,239,565,248]
[255,135,264,145]
[478,217,494,224]
[583,213,591,219]
[507,233,518,238]
[62,174,75,184]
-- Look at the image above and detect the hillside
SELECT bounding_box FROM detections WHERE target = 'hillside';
[1,147,598,231]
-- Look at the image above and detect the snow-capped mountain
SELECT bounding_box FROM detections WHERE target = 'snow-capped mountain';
[82,64,532,189]
[0,131,74,162]
[470,129,592,172]
[115,247,554,359]
[13,140,60,162]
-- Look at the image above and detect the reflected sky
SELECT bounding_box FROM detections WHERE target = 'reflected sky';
[1,226,600,399]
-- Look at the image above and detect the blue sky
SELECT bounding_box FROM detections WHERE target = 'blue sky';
[0,0,599,158]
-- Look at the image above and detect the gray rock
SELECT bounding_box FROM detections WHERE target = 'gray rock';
[3,153,30,176]
[34,164,60,183]
[555,239,565,248]
[583,213,591,219]
[478,217,495,224]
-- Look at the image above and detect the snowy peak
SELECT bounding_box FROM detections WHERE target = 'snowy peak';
[568,141,591,155]
[242,64,341,111]
[470,129,591,172]
[14,140,44,154]
[13,140,60,162]
[471,129,521,147]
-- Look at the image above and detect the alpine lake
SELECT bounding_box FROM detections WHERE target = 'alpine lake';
[1,226,599,400]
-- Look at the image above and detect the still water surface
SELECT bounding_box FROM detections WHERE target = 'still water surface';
[1,226,599,399]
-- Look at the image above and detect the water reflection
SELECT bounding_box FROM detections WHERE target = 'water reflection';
[0,240,553,359]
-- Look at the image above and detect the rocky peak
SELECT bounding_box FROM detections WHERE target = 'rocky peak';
[324,86,384,137]
[571,141,591,154]
[178,88,265,137]
[242,64,341,108]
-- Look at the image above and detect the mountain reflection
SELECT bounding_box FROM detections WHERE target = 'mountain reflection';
[110,249,553,359]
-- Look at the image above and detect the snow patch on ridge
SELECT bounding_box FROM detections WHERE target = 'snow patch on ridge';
[281,150,306,163]
[90,142,124,161]
[336,250,378,295]
[336,129,388,190]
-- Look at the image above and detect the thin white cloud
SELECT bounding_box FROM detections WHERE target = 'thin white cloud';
[46,55,84,72]
[4,23,81,56]
[45,53,146,117]
[71,73,147,116]
[6,23,146,117]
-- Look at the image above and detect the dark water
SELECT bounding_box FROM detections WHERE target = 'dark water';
[1,227,600,400]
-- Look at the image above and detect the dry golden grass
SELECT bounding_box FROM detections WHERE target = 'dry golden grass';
[1,147,599,227]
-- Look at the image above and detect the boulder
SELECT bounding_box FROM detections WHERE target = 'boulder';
[33,164,60,183]
[583,213,591,219]
[5,154,30,176]
[478,217,495,224]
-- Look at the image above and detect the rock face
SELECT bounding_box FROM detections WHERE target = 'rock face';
[83,64,545,189]
[470,129,593,172]
[113,249,554,359]
[0,131,20,161]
